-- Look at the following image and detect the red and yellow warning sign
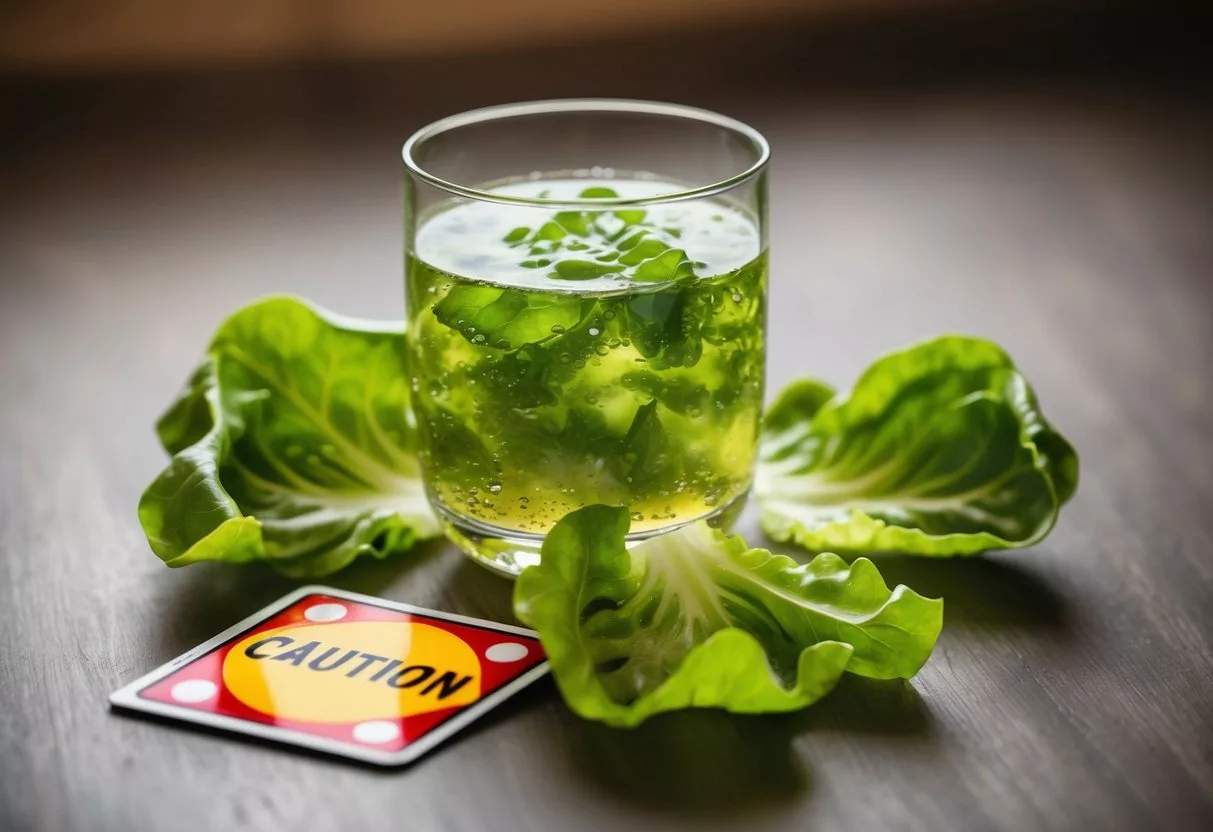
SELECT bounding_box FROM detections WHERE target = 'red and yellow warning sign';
[111,588,548,765]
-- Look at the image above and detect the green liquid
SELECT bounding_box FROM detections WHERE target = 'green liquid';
[406,178,766,536]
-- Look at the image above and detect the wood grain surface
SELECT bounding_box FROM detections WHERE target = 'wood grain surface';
[2,20,1212,832]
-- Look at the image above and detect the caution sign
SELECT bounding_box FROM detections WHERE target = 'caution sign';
[110,587,548,766]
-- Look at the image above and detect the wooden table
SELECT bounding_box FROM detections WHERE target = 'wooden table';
[3,22,1212,831]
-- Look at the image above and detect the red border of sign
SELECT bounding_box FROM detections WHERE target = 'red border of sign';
[110,586,550,766]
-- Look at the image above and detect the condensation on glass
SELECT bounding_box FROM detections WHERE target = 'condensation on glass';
[402,100,770,576]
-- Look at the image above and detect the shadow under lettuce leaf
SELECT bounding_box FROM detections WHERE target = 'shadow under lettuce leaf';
[559,707,810,817]
[555,668,938,816]
[862,553,1071,632]
[786,674,936,737]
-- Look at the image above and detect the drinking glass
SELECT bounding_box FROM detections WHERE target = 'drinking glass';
[403,99,769,576]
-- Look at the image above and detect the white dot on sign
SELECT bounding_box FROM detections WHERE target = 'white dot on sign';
[353,721,401,745]
[485,642,529,663]
[304,603,348,622]
[170,679,218,704]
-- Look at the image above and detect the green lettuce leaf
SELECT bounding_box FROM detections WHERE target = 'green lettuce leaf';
[138,296,440,577]
[433,284,582,350]
[514,505,942,727]
[756,336,1078,556]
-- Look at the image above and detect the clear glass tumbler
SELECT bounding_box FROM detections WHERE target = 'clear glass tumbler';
[403,99,769,576]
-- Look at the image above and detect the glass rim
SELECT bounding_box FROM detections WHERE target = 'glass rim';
[401,98,770,209]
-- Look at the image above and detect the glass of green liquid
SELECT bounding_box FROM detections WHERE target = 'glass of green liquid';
[403,100,769,576]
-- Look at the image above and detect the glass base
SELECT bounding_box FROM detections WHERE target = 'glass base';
[437,493,748,579]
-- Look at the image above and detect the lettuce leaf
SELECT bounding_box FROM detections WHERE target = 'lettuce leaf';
[137,296,440,577]
[513,505,942,727]
[756,336,1078,556]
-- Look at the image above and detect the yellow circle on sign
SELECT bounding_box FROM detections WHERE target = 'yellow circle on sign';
[223,621,481,722]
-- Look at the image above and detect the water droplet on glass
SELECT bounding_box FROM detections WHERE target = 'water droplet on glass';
[551,325,566,334]
[731,292,743,302]
[588,327,601,337]
[603,310,616,320]
[487,482,502,494]
[467,496,479,506]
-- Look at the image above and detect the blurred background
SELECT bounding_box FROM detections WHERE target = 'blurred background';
[2,0,1209,408]
[2,0,1210,489]
[2,5,1213,831]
